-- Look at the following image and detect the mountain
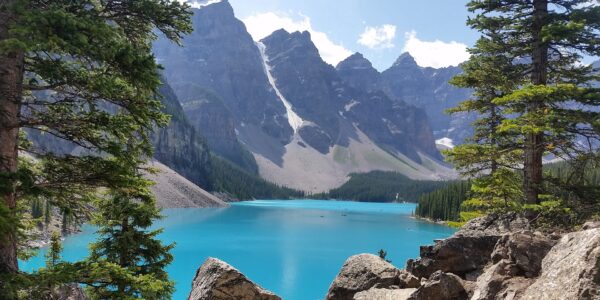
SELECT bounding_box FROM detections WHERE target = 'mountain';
[153,0,455,193]
[153,1,291,173]
[380,53,473,143]
[337,52,473,145]
[146,161,228,209]
[152,79,213,189]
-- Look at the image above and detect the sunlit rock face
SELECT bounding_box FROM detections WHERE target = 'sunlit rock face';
[154,0,457,191]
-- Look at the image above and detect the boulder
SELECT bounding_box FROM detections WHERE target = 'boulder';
[325,254,417,300]
[407,213,530,279]
[470,260,534,300]
[582,220,600,230]
[188,257,280,300]
[353,288,417,300]
[458,212,530,236]
[491,232,555,277]
[407,271,469,300]
[520,228,600,300]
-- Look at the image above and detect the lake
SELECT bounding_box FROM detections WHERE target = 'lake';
[20,200,456,300]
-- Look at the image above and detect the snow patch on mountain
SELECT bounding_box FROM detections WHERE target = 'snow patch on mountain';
[436,137,455,149]
[256,41,304,133]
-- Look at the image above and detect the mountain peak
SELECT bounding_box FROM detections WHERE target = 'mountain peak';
[336,52,376,72]
[392,52,418,68]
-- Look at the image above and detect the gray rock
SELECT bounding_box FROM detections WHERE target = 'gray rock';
[188,257,280,300]
[470,260,534,300]
[326,254,410,300]
[520,228,600,300]
[353,288,417,300]
[408,271,468,300]
[407,213,530,279]
[582,220,600,230]
[491,232,554,278]
[146,161,229,209]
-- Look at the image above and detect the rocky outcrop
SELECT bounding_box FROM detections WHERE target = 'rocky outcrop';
[490,232,555,278]
[470,232,554,300]
[520,228,600,300]
[408,271,469,300]
[407,213,530,279]
[353,288,416,300]
[327,214,599,300]
[188,257,280,300]
[325,254,419,300]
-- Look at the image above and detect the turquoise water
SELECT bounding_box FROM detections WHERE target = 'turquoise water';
[20,200,455,300]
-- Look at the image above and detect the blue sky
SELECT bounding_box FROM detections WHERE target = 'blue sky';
[228,0,479,70]
[191,0,597,70]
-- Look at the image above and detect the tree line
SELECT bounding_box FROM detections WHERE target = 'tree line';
[442,0,600,228]
[315,171,447,202]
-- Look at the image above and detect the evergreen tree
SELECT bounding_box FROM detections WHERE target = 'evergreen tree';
[0,0,191,284]
[447,32,524,210]
[86,164,174,300]
[457,0,600,214]
[45,231,62,269]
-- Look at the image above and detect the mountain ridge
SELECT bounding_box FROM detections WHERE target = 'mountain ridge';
[153,1,458,192]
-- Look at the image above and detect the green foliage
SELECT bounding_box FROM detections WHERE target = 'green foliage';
[0,0,193,296]
[85,164,174,300]
[210,155,305,200]
[317,171,447,202]
[523,200,577,229]
[415,181,471,221]
[438,0,600,228]
[45,231,62,269]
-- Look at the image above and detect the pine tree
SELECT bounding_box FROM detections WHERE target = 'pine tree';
[0,0,192,286]
[447,32,525,209]
[460,0,600,212]
[86,164,174,300]
[45,231,62,269]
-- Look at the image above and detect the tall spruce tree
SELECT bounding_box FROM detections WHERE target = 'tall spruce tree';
[0,0,191,294]
[86,162,174,299]
[447,32,525,209]
[460,0,600,211]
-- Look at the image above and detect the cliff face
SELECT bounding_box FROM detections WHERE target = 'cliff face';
[337,51,474,145]
[379,53,473,143]
[153,1,290,174]
[153,80,213,189]
[153,1,456,192]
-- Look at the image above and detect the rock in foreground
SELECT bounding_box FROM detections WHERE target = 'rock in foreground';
[188,257,280,300]
[520,228,600,300]
[325,254,419,300]
[406,213,530,279]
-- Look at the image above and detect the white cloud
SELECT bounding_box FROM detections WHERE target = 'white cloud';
[357,24,396,49]
[402,31,470,68]
[242,12,352,66]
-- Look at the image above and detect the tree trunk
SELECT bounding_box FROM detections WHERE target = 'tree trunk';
[524,0,548,205]
[0,0,24,275]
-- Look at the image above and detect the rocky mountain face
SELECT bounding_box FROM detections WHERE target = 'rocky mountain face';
[153,1,291,173]
[337,51,473,145]
[154,0,455,192]
[152,80,213,189]
[261,29,441,161]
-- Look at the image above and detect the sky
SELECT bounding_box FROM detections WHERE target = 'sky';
[189,0,597,70]
[189,0,478,71]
